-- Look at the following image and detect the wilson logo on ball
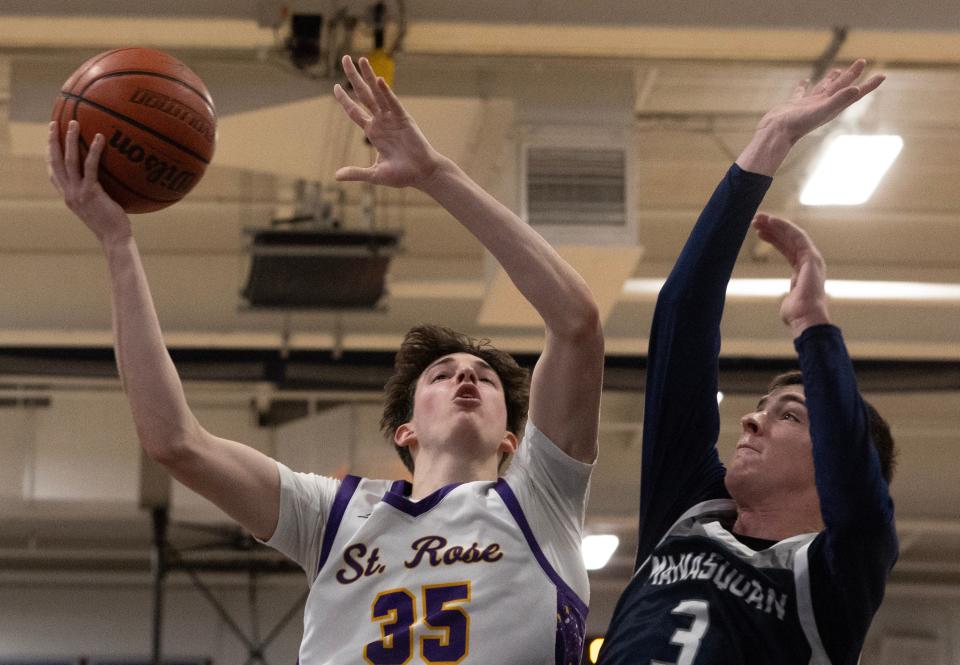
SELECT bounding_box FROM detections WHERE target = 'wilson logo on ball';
[128,87,216,143]
[108,130,197,194]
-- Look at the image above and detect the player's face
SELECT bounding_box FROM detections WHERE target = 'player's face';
[407,352,512,460]
[725,385,816,501]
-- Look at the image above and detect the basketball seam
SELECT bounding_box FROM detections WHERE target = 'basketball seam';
[76,69,215,114]
[56,92,70,132]
[75,133,178,206]
[60,92,212,165]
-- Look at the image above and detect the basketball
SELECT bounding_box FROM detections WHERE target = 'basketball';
[52,47,217,213]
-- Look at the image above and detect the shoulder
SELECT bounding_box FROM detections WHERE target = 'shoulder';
[506,420,595,483]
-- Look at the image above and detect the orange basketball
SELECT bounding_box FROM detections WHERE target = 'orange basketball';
[52,47,217,213]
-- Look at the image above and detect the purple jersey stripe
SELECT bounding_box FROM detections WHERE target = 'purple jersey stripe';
[316,474,362,576]
[493,479,590,618]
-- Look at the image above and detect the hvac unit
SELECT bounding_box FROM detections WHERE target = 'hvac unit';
[520,125,637,246]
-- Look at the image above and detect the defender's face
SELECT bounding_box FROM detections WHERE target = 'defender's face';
[406,352,511,458]
[725,385,816,500]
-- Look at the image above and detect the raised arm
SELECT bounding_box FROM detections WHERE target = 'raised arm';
[637,60,885,565]
[757,215,897,664]
[756,215,895,528]
[47,120,280,540]
[334,56,603,463]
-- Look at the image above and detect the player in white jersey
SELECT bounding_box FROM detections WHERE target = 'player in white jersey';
[272,414,592,663]
[47,54,603,664]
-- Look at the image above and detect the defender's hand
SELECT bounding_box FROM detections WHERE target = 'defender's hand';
[333,56,444,189]
[47,120,132,246]
[756,59,884,145]
[753,213,831,336]
[737,59,885,175]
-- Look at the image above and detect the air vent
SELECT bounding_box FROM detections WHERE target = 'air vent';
[526,147,626,227]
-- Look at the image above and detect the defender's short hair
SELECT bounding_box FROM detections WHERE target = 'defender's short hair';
[380,325,530,474]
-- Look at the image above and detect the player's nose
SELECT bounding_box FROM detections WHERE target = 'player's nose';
[740,411,763,435]
[455,365,479,384]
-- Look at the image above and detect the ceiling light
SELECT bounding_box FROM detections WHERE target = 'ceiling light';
[825,280,960,301]
[588,638,605,663]
[725,279,790,298]
[800,135,903,206]
[583,534,619,570]
[623,279,960,303]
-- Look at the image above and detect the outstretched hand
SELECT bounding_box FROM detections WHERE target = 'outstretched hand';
[757,59,884,145]
[753,213,831,336]
[333,56,444,189]
[46,120,131,245]
[737,59,885,175]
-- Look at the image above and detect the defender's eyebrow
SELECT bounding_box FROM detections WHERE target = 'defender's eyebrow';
[757,393,807,412]
[778,394,807,409]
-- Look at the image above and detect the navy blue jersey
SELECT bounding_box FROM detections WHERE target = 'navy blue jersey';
[600,500,818,664]
[599,165,897,665]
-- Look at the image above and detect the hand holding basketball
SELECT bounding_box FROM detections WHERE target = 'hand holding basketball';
[52,47,217,213]
[47,119,131,245]
[332,55,444,189]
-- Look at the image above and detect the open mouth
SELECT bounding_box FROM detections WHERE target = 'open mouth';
[454,385,480,401]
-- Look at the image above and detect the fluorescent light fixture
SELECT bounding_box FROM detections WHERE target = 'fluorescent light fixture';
[726,279,790,298]
[621,278,665,296]
[582,534,619,570]
[825,280,960,301]
[621,278,787,298]
[623,279,960,303]
[717,391,724,404]
[800,134,903,206]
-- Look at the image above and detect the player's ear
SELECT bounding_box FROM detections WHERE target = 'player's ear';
[498,430,518,456]
[394,422,416,448]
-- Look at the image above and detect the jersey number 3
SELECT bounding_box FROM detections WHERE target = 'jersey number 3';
[651,599,710,665]
[364,581,471,665]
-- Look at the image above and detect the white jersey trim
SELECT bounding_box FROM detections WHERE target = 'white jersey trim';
[794,540,833,665]
[633,499,738,580]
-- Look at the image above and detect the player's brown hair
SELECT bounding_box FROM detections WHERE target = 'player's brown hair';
[381,324,530,474]
[767,370,897,483]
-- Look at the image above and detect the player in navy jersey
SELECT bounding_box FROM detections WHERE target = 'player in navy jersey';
[48,56,603,663]
[598,60,897,665]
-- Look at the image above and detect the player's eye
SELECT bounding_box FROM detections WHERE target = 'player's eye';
[432,373,450,382]
[782,411,800,422]
[480,377,495,384]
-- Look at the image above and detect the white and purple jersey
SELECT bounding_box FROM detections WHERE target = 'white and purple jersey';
[265,421,593,664]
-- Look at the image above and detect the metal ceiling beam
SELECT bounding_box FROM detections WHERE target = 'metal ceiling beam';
[2,346,960,393]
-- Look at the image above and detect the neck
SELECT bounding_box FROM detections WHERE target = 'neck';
[732,490,824,541]
[409,452,499,500]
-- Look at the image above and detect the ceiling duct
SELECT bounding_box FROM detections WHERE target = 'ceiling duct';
[478,126,642,327]
[242,180,402,309]
[242,227,401,308]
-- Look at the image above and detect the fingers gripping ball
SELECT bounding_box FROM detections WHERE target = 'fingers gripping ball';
[52,47,217,213]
